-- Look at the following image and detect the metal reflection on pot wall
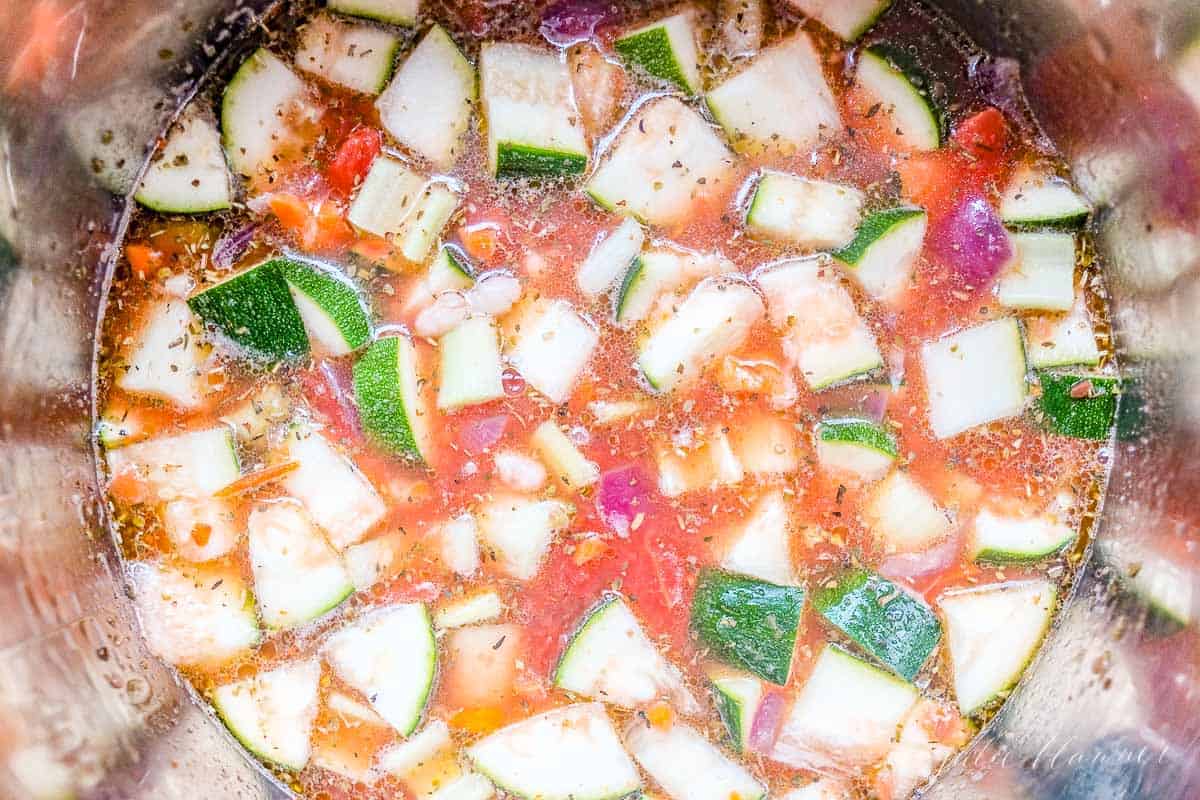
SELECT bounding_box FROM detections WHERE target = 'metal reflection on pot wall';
[0,0,1198,798]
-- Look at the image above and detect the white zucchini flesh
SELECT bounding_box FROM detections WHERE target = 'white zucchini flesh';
[347,155,460,264]
[720,491,797,586]
[788,0,892,41]
[706,31,842,154]
[999,164,1091,227]
[280,428,388,550]
[615,247,732,327]
[439,513,482,577]
[854,48,940,152]
[114,299,205,409]
[755,257,882,390]
[213,659,322,771]
[531,421,600,489]
[479,42,589,177]
[1024,295,1101,369]
[505,299,599,404]
[438,315,506,410]
[921,318,1028,439]
[772,644,918,770]
[832,208,927,305]
[444,624,523,710]
[343,533,403,591]
[106,426,240,500]
[862,469,950,554]
[294,13,400,95]
[996,232,1076,311]
[134,112,231,213]
[939,580,1056,715]
[639,278,764,393]
[247,502,353,630]
[969,506,1075,562]
[476,495,573,580]
[324,603,437,735]
[745,171,864,250]
[625,718,765,800]
[555,594,700,714]
[429,772,496,800]
[467,703,641,800]
[377,25,476,168]
[708,669,764,751]
[128,561,260,667]
[375,718,452,778]
[221,48,309,178]
[434,590,504,629]
[328,0,418,25]
[587,97,735,227]
[577,218,646,297]
[161,496,240,563]
[815,419,896,485]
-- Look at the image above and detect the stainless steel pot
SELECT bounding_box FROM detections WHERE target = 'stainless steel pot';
[0,0,1197,797]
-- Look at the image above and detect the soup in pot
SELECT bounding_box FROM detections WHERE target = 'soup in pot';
[96,1,1116,797]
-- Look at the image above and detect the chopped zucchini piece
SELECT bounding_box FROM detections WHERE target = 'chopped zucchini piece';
[756,256,882,390]
[115,299,206,408]
[438,315,506,410]
[862,470,950,554]
[1036,372,1118,440]
[477,495,573,580]
[921,318,1028,439]
[188,259,309,363]
[999,164,1091,228]
[707,667,764,752]
[587,97,735,226]
[480,43,589,178]
[294,13,400,95]
[348,155,459,265]
[625,718,766,800]
[832,207,927,304]
[506,299,599,404]
[353,335,436,462]
[707,31,842,153]
[328,0,418,25]
[135,111,232,213]
[221,49,308,179]
[939,580,1056,715]
[816,417,897,483]
[531,421,600,489]
[278,258,372,356]
[789,0,893,41]
[969,505,1075,563]
[855,45,941,151]
[811,568,942,681]
[213,660,321,771]
[377,25,476,168]
[720,491,797,587]
[691,568,805,684]
[614,10,703,94]
[745,171,864,250]
[1025,295,1102,369]
[577,218,645,298]
[996,232,1077,312]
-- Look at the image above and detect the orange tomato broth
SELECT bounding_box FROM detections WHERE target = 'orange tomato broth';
[97,4,1111,799]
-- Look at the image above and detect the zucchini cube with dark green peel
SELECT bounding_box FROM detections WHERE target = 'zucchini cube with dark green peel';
[353,335,432,463]
[277,258,372,356]
[1036,372,1119,440]
[811,568,941,681]
[614,12,702,95]
[187,260,310,363]
[691,569,805,685]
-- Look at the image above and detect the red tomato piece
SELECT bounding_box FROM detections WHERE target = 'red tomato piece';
[326,127,382,196]
[953,106,1008,161]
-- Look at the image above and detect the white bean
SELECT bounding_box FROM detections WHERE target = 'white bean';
[414,291,470,338]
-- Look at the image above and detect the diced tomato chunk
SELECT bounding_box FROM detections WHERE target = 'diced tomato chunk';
[953,107,1009,160]
[326,126,382,196]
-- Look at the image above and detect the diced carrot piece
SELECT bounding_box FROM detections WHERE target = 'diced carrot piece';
[573,536,610,566]
[351,236,394,263]
[214,460,299,498]
[646,701,674,731]
[268,193,312,232]
[450,706,505,734]
[459,224,499,262]
[125,244,162,277]
[107,468,149,505]
[191,523,212,548]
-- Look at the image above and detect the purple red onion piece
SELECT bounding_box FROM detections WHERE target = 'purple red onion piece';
[928,194,1013,290]
[212,223,257,270]
[878,534,962,582]
[748,689,787,754]
[595,464,653,538]
[458,414,510,455]
[539,0,613,46]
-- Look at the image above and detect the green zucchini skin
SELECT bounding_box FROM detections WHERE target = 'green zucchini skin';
[188,260,310,363]
[1036,372,1119,440]
[811,568,941,681]
[495,144,588,179]
[690,569,805,685]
